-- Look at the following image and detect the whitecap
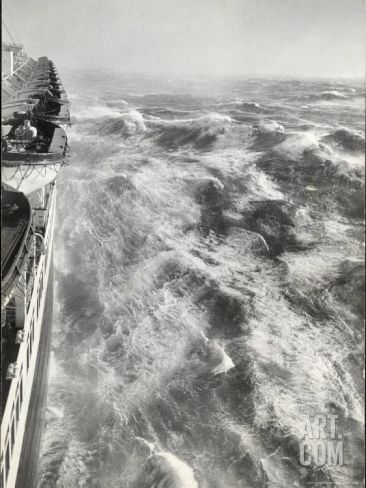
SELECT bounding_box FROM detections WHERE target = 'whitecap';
[256,120,285,134]
[205,340,235,375]
[143,451,198,488]
[46,406,64,421]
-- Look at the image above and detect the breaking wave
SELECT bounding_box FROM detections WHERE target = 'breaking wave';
[322,127,365,153]
[318,90,349,100]
[272,130,365,186]
[37,72,364,488]
[101,110,146,136]
[153,113,233,149]
[133,450,198,488]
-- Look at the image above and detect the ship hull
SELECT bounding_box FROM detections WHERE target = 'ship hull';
[1,185,56,488]
[2,52,70,488]
[15,260,53,488]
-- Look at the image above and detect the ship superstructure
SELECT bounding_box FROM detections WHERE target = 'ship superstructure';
[1,43,71,488]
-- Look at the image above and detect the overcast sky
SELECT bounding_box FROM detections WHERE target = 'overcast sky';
[2,0,365,77]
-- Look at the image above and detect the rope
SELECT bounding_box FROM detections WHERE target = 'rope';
[3,0,22,46]
[2,18,17,45]
[3,161,64,191]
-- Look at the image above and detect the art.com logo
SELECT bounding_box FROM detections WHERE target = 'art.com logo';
[299,414,343,467]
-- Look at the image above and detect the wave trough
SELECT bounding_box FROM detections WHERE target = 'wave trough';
[36,73,365,488]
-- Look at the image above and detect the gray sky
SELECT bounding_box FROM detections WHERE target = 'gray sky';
[2,0,365,77]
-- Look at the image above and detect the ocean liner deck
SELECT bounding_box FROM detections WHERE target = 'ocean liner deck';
[1,43,70,488]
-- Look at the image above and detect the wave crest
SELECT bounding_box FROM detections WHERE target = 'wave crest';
[154,113,233,149]
[322,128,365,153]
[318,90,349,101]
[135,451,198,488]
[99,110,146,136]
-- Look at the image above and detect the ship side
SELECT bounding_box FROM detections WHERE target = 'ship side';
[1,44,70,488]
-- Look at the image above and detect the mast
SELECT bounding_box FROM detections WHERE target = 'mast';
[2,5,28,80]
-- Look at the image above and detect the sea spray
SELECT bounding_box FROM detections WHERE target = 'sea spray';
[37,72,365,488]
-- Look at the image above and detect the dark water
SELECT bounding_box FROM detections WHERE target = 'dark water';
[37,72,364,487]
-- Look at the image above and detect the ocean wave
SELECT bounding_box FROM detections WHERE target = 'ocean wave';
[133,451,198,488]
[273,131,365,187]
[274,131,329,161]
[196,285,249,338]
[98,109,146,136]
[141,106,200,119]
[242,200,306,257]
[237,101,263,113]
[190,332,236,375]
[102,174,136,196]
[38,72,364,488]
[302,90,350,103]
[194,177,227,234]
[206,340,235,375]
[255,120,285,134]
[45,406,64,422]
[153,113,233,149]
[333,257,365,317]
[322,127,365,153]
[250,120,287,150]
[318,90,349,100]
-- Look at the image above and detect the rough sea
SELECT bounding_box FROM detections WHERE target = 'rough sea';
[37,71,364,488]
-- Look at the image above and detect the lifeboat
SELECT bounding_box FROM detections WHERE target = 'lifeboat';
[2,92,71,128]
[1,117,69,195]
[1,187,33,301]
[2,57,71,128]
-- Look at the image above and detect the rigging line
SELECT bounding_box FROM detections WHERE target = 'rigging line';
[2,19,17,45]
[3,0,22,45]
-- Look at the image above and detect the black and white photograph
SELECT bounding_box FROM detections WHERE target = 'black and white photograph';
[1,1,365,487]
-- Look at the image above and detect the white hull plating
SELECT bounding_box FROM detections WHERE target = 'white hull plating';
[1,184,56,488]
